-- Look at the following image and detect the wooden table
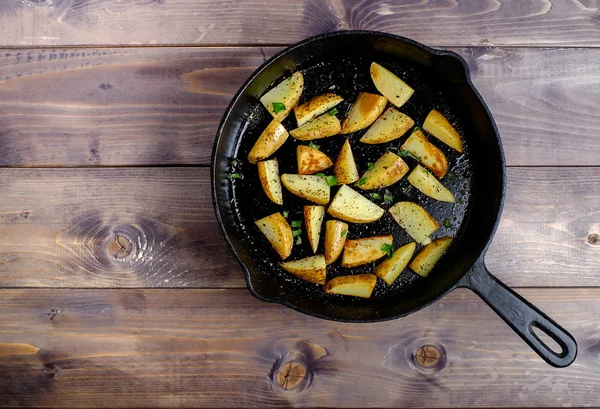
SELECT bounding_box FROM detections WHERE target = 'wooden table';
[1,1,599,407]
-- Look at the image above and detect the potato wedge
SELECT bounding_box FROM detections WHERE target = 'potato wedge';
[255,212,293,260]
[359,107,414,144]
[328,185,384,223]
[324,274,377,298]
[294,93,343,127]
[409,237,453,277]
[259,72,304,121]
[304,205,325,253]
[257,159,283,205]
[388,201,440,244]
[374,242,416,285]
[290,113,341,140]
[297,145,333,175]
[370,62,414,108]
[281,174,330,205]
[334,139,360,185]
[407,165,455,203]
[324,220,348,264]
[281,254,327,284]
[356,151,408,190]
[401,129,448,179]
[247,119,289,164]
[340,92,387,134]
[341,235,393,268]
[422,109,463,153]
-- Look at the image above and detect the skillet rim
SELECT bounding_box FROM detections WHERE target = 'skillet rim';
[211,30,507,323]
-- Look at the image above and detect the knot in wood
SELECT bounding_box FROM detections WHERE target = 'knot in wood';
[108,233,132,259]
[405,339,447,374]
[589,234,599,245]
[415,344,441,368]
[275,360,307,391]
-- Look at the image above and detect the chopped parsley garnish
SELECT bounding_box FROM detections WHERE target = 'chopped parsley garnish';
[370,192,382,201]
[315,173,326,178]
[329,107,339,116]
[405,184,414,191]
[444,218,452,228]
[229,173,243,179]
[325,175,338,186]
[458,198,464,204]
[384,189,394,205]
[309,141,320,150]
[291,220,302,228]
[381,243,394,258]
[292,229,302,237]
[341,229,347,238]
[358,177,368,186]
[367,162,375,171]
[272,102,286,114]
[372,260,380,271]
[413,126,420,132]
[282,210,289,218]
[229,158,242,167]
[397,149,421,161]
[295,236,302,245]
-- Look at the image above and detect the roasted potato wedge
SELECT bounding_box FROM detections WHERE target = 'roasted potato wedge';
[304,205,325,253]
[370,62,414,108]
[356,151,408,190]
[324,274,377,298]
[255,212,293,260]
[257,159,283,205]
[341,235,393,267]
[422,109,463,153]
[297,145,333,175]
[294,93,343,127]
[328,185,384,223]
[247,119,289,164]
[388,201,440,244]
[334,139,360,185]
[409,237,453,277]
[324,220,348,264]
[407,165,455,203]
[281,254,327,284]
[281,174,330,205]
[259,72,304,121]
[359,107,414,144]
[290,113,341,140]
[401,129,448,179]
[340,92,387,134]
[374,242,416,285]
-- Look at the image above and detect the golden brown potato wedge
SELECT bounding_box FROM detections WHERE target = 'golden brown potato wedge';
[297,145,334,175]
[359,107,414,144]
[409,237,453,277]
[324,274,377,298]
[401,129,448,179]
[374,242,416,285]
[370,62,414,108]
[388,201,440,244]
[247,119,289,164]
[255,212,293,260]
[356,151,408,190]
[294,93,343,127]
[290,113,341,140]
[328,185,384,223]
[281,254,327,284]
[324,220,348,264]
[422,109,463,153]
[407,165,455,203]
[341,235,393,267]
[340,92,387,134]
[257,159,283,205]
[281,174,330,205]
[304,205,325,253]
[334,139,360,185]
[259,72,304,121]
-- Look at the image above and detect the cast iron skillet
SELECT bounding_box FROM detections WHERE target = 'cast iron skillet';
[211,31,577,367]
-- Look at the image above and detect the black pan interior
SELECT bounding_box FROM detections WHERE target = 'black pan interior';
[212,32,504,321]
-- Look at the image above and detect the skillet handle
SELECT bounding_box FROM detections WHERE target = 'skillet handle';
[460,260,577,367]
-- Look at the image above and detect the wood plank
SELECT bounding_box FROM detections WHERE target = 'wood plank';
[2,47,599,167]
[0,167,598,288]
[0,287,596,407]
[2,0,600,47]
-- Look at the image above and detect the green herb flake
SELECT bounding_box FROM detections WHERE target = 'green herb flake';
[367,162,375,171]
[358,177,368,186]
[405,184,414,191]
[282,210,289,218]
[329,107,339,116]
[397,149,421,161]
[444,218,452,228]
[384,190,394,205]
[447,172,456,181]
[325,175,338,186]
[413,126,420,132]
[309,141,320,150]
[370,192,382,201]
[381,243,394,258]
[341,229,347,238]
[230,173,243,179]
[291,220,302,228]
[458,198,464,204]
[272,102,286,114]
[295,236,302,245]
[292,229,302,237]
[372,260,380,271]
[315,173,326,178]
[229,158,241,167]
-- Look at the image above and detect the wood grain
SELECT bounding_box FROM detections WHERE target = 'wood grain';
[3,0,600,47]
[0,167,598,288]
[2,47,600,167]
[0,287,596,407]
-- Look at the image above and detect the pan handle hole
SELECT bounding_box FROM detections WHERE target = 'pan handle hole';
[530,323,564,356]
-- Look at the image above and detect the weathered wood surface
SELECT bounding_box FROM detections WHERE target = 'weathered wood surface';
[2,47,599,167]
[3,0,600,47]
[0,288,595,407]
[0,167,598,288]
